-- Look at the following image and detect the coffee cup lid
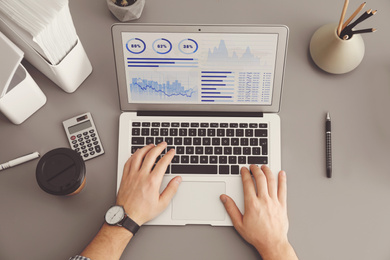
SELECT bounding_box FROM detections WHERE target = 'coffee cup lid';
[36,148,86,195]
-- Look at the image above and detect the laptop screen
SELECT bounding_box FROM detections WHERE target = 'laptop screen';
[112,25,288,113]
[121,32,278,106]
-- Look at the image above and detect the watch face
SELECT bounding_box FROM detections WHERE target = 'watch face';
[105,205,125,225]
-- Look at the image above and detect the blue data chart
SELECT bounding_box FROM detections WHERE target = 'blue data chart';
[127,58,198,68]
[129,72,198,103]
[122,32,277,105]
[178,39,199,54]
[200,71,235,102]
[126,38,146,54]
[237,72,271,104]
[206,40,265,67]
[152,38,172,54]
[260,72,272,103]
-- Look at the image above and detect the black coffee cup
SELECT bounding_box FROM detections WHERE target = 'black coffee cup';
[36,148,86,196]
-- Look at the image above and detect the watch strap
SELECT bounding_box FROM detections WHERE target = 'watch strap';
[122,216,140,235]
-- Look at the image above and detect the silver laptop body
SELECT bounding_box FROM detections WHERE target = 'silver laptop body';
[112,24,288,226]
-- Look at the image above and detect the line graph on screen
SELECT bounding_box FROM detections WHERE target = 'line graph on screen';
[129,71,198,102]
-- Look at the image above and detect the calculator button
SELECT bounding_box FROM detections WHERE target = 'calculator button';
[89,148,94,151]
[85,136,90,140]
[87,144,92,147]
[80,142,85,146]
[81,146,86,150]
[82,150,87,154]
[95,145,101,153]
[83,132,88,135]
[71,136,76,140]
[78,138,83,142]
[75,148,80,152]
[72,140,77,144]
[86,140,91,144]
[90,151,95,156]
[92,137,97,141]
[89,130,95,133]
[83,154,89,158]
[77,134,82,138]
[91,133,96,137]
[73,144,78,148]
[93,141,99,145]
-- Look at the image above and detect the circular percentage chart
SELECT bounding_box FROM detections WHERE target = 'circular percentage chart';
[178,39,198,54]
[126,38,146,54]
[152,38,172,54]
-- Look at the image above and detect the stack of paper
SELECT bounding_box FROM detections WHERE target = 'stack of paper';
[0,0,78,65]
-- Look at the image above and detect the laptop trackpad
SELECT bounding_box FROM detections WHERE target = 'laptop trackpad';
[172,181,226,221]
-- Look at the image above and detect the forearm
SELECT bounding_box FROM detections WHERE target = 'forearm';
[255,240,298,260]
[80,224,133,260]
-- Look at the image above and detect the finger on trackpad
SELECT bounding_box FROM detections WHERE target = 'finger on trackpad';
[172,181,226,221]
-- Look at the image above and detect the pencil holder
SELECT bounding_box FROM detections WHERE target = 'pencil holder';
[310,23,365,74]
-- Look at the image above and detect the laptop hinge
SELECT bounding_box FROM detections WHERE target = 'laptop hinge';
[137,111,264,117]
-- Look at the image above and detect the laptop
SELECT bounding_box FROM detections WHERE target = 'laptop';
[112,24,288,226]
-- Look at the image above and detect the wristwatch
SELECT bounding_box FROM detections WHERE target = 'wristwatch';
[105,205,140,235]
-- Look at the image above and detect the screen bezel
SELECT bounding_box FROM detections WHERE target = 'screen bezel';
[112,24,288,113]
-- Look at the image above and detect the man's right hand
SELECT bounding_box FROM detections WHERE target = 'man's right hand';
[220,165,298,260]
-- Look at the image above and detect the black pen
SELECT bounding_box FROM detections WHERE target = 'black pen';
[326,112,332,178]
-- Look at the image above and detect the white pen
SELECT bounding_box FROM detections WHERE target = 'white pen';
[0,152,40,171]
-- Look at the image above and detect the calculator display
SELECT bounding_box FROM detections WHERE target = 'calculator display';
[68,120,92,134]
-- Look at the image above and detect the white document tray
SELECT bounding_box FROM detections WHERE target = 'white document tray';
[0,64,47,124]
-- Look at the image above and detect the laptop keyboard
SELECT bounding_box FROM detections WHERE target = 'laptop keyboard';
[130,121,268,175]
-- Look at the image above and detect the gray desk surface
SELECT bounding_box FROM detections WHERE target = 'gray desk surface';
[1,0,390,259]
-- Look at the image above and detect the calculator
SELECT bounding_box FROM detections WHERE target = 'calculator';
[63,112,104,161]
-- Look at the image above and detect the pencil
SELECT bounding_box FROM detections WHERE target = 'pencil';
[341,9,374,37]
[337,0,350,36]
[351,28,377,35]
[348,9,372,29]
[342,2,366,31]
